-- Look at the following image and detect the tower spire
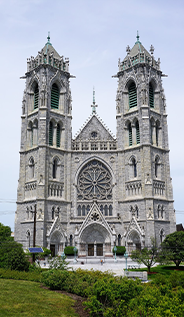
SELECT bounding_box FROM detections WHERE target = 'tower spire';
[91,87,98,114]
[135,30,141,44]
[46,32,52,45]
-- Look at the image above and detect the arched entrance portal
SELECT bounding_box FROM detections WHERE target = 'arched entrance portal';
[127,230,141,252]
[79,223,112,257]
[50,230,65,256]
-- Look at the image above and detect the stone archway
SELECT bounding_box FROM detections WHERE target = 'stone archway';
[50,230,65,256]
[79,223,112,257]
[127,230,141,253]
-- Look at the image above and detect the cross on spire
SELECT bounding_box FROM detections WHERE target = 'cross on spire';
[46,32,52,45]
[91,87,98,114]
[135,30,141,44]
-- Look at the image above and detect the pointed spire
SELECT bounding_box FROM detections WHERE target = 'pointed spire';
[91,87,98,114]
[135,30,141,44]
[46,32,52,46]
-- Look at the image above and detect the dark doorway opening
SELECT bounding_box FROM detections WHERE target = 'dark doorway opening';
[50,244,55,257]
[97,244,103,256]
[88,244,94,256]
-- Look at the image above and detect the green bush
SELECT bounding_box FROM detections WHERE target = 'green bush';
[64,246,78,255]
[112,246,126,255]
[0,241,30,271]
[0,268,42,282]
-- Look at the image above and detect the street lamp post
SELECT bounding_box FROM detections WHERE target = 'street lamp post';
[33,204,37,263]
[73,246,77,263]
[124,251,128,275]
[114,246,117,262]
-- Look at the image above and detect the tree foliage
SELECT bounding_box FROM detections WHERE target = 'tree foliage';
[0,223,12,241]
[161,231,184,268]
[0,222,29,271]
[131,238,158,272]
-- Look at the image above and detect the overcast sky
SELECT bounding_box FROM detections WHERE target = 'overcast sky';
[0,0,184,230]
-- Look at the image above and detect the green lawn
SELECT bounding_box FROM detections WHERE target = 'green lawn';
[0,279,79,317]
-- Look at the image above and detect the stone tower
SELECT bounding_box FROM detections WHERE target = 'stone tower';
[14,34,176,255]
[115,33,176,248]
[14,34,73,253]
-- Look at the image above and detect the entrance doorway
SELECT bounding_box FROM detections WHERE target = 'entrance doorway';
[97,244,103,256]
[88,244,94,256]
[87,243,103,256]
[50,244,55,257]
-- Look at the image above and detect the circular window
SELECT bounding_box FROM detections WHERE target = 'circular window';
[77,160,112,200]
[91,131,97,138]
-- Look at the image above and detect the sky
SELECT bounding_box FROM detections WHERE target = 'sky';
[0,0,184,230]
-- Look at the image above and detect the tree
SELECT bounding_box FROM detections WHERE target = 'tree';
[0,222,29,271]
[130,238,158,272]
[0,223,12,241]
[161,231,184,269]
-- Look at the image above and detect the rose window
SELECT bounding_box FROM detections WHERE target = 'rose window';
[77,160,112,201]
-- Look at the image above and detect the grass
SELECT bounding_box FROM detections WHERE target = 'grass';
[0,279,79,317]
[128,264,184,280]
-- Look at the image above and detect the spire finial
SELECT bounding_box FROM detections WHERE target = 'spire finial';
[136,30,139,42]
[91,87,98,114]
[135,31,141,44]
[46,32,52,45]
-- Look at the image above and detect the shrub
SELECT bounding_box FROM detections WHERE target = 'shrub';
[0,241,30,271]
[64,246,78,255]
[48,255,69,270]
[112,246,126,255]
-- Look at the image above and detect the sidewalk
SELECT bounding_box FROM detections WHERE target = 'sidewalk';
[39,256,146,276]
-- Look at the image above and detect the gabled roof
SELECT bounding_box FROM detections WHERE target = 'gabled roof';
[73,113,116,141]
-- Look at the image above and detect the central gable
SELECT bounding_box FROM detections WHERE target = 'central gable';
[74,114,116,142]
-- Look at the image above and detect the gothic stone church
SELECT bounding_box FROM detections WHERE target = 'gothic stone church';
[14,35,176,257]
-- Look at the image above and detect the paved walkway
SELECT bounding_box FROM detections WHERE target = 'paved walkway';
[40,256,145,276]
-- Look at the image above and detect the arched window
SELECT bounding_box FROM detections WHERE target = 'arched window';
[130,157,137,178]
[53,158,58,179]
[109,205,112,216]
[49,121,53,146]
[34,83,39,109]
[77,205,81,216]
[118,234,121,246]
[82,205,85,216]
[52,207,55,219]
[28,122,33,147]
[128,82,137,108]
[160,229,165,243]
[149,83,154,108]
[51,83,59,109]
[156,121,159,146]
[70,235,73,246]
[56,123,61,147]
[104,205,108,216]
[29,157,35,179]
[135,120,140,144]
[86,205,90,214]
[155,156,159,178]
[128,123,132,146]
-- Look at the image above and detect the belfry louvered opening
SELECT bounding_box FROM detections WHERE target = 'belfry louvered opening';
[51,83,59,109]
[49,122,53,146]
[136,120,140,144]
[34,84,39,109]
[128,82,137,108]
[149,83,154,108]
[128,123,132,146]
[56,124,61,147]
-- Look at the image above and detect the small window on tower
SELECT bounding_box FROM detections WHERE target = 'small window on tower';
[51,83,59,109]
[149,83,154,108]
[34,84,39,109]
[128,82,137,108]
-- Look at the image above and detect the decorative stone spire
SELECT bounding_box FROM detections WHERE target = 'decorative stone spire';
[135,30,141,44]
[46,32,52,46]
[91,87,98,114]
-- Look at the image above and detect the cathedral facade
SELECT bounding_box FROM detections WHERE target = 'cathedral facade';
[14,34,176,256]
